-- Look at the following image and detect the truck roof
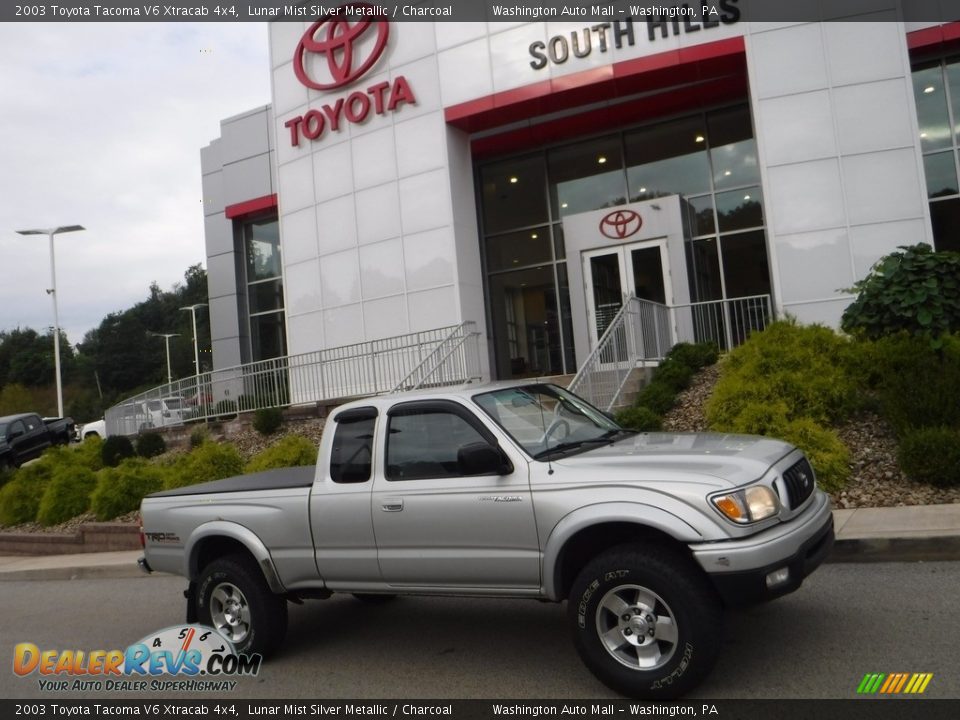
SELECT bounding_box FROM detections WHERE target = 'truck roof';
[0,413,40,424]
[333,379,562,415]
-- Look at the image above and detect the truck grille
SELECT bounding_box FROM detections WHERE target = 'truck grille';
[782,457,816,509]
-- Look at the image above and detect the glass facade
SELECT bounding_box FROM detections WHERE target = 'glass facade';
[242,216,287,361]
[912,58,960,253]
[477,104,770,380]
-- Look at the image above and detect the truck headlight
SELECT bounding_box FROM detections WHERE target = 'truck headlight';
[711,485,780,524]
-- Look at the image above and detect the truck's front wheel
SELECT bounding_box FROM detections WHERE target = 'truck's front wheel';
[196,554,287,657]
[569,546,722,699]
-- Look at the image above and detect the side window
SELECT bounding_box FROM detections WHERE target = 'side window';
[24,416,38,432]
[9,420,26,437]
[386,408,490,481]
[329,411,376,484]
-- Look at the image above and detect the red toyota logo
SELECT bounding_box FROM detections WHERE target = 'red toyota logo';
[293,6,390,91]
[599,210,643,239]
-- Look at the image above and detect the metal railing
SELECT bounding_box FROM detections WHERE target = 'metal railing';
[568,297,673,412]
[104,322,482,437]
[569,294,773,411]
[391,322,482,393]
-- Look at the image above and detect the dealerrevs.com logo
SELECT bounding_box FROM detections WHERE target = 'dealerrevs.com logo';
[293,6,389,90]
[13,624,260,692]
[283,3,417,146]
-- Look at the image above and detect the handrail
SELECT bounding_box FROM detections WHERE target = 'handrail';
[390,321,478,393]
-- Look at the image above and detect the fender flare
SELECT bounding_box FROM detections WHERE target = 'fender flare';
[541,502,705,601]
[184,520,286,594]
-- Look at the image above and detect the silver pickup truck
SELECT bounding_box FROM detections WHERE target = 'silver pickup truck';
[139,381,834,698]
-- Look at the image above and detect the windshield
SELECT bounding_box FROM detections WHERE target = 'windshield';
[472,384,624,460]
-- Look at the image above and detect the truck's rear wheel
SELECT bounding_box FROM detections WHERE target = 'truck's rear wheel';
[196,554,287,657]
[569,545,722,699]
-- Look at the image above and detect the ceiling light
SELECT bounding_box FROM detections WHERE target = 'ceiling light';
[597,156,607,164]
[724,170,732,176]
[512,259,519,264]
[561,202,568,208]
[924,86,936,94]
[744,194,751,200]
[695,135,705,143]
[639,187,647,193]
[920,132,928,138]
[531,233,538,239]
[509,176,518,184]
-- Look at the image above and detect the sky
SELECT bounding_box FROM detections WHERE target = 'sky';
[0,22,272,347]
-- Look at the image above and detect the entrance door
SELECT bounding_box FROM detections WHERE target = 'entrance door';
[583,240,671,347]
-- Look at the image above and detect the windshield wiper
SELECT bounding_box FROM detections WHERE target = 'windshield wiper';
[533,430,632,460]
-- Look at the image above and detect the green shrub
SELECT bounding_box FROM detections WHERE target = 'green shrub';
[706,320,860,428]
[165,442,243,490]
[36,466,97,526]
[90,459,166,520]
[253,407,284,436]
[101,436,135,468]
[898,427,960,488]
[666,341,719,371]
[636,381,677,415]
[776,418,851,494]
[136,432,167,459]
[651,358,694,392]
[189,426,209,449]
[73,436,104,472]
[246,435,317,473]
[615,406,663,432]
[841,243,960,347]
[0,463,53,526]
[863,333,960,435]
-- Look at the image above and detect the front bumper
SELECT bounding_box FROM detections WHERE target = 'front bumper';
[689,490,835,605]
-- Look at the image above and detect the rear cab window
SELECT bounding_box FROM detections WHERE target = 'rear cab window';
[329,407,377,484]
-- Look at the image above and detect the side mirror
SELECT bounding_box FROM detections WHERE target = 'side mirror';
[457,442,512,476]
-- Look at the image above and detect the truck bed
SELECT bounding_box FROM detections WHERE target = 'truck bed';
[147,465,316,498]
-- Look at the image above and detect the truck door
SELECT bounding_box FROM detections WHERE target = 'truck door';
[371,400,540,590]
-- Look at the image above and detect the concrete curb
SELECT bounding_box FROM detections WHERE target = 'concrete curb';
[829,535,960,563]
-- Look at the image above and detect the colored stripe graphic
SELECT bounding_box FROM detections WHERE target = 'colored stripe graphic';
[857,673,933,694]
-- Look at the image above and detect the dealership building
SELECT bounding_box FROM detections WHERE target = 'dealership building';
[199,13,960,392]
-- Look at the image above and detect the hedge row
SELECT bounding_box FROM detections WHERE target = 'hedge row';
[0,432,319,527]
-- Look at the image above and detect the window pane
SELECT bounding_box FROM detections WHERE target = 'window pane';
[481,155,548,235]
[330,415,375,483]
[923,151,959,198]
[548,135,627,218]
[246,218,281,281]
[556,263,576,374]
[486,226,551,272]
[719,231,772,298]
[929,198,960,252]
[488,266,562,378]
[913,63,952,152]
[249,279,284,314]
[250,312,286,361]
[386,410,488,480]
[553,223,566,259]
[708,106,760,190]
[682,196,715,236]
[947,59,960,144]
[685,238,723,302]
[716,186,764,232]
[625,117,711,199]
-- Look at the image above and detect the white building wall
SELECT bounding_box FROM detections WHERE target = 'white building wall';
[745,20,933,325]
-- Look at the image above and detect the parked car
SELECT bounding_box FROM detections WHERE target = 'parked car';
[79,419,106,440]
[0,413,75,470]
[111,396,186,436]
[140,381,834,698]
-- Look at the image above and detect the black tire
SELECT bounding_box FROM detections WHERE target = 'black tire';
[569,544,722,699]
[352,593,398,604]
[196,554,288,657]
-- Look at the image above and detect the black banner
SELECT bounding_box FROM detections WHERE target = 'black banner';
[3,0,960,23]
[3,700,960,720]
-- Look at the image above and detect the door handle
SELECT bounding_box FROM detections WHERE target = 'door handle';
[381,500,404,512]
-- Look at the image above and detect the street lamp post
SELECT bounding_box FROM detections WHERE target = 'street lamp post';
[15,225,85,418]
[180,303,208,377]
[149,332,180,385]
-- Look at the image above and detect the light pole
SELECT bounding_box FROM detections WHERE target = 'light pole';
[148,332,180,384]
[180,303,208,377]
[16,225,85,418]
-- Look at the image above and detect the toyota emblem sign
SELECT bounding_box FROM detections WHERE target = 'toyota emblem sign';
[599,210,643,239]
[293,7,389,90]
